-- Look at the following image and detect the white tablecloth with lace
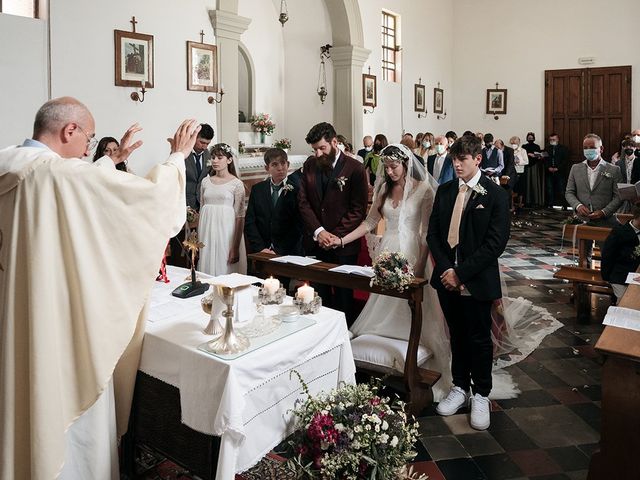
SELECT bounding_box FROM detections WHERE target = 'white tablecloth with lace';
[140,266,356,480]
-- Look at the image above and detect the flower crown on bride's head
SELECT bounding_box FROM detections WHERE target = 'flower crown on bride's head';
[211,142,234,158]
[380,145,410,163]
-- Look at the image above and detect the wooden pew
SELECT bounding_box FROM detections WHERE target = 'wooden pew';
[248,252,440,415]
[555,224,614,321]
[588,271,640,480]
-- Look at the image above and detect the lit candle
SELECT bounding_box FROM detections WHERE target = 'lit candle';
[297,284,314,304]
[263,276,279,295]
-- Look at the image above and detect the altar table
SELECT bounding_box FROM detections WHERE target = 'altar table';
[134,266,356,480]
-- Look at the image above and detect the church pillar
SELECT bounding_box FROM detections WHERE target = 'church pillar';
[209,10,251,148]
[331,45,370,148]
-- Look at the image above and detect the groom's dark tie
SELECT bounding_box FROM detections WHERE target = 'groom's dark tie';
[448,184,468,248]
[194,153,202,178]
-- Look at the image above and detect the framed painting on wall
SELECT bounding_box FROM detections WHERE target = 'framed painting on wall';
[114,29,154,88]
[486,88,508,115]
[362,73,377,107]
[434,87,444,114]
[414,84,426,112]
[187,41,218,92]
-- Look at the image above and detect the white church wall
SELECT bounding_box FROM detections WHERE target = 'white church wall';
[0,13,48,148]
[49,0,220,175]
[451,0,640,144]
[359,0,454,147]
[238,0,284,147]
[281,0,334,156]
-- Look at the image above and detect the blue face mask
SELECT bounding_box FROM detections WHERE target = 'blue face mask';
[583,148,600,161]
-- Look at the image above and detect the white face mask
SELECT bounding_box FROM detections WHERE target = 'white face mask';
[422,141,431,149]
[436,144,447,155]
[549,140,558,146]
[633,135,640,144]
[511,144,519,149]
[337,143,346,152]
[365,146,373,152]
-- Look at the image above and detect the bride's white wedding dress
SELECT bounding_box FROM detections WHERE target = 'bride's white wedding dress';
[350,177,562,402]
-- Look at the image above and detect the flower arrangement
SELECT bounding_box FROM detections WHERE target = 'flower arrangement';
[274,138,292,150]
[238,141,245,155]
[370,251,415,292]
[250,113,276,135]
[285,375,424,480]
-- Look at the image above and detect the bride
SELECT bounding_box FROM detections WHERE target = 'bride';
[329,144,561,402]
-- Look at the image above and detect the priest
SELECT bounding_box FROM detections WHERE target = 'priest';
[0,97,200,479]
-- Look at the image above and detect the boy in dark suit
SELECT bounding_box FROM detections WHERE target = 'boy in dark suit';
[244,148,303,257]
[427,134,511,430]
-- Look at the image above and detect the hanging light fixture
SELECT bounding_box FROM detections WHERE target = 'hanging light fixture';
[317,44,332,104]
[279,0,288,27]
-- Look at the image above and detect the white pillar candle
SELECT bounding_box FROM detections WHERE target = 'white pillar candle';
[263,277,279,295]
[297,284,314,304]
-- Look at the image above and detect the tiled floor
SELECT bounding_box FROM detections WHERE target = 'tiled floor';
[135,208,607,480]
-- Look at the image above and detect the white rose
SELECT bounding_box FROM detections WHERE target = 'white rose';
[379,433,389,444]
[382,421,389,431]
[390,436,399,447]
[335,423,344,432]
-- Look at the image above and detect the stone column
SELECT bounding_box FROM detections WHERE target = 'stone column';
[331,45,370,147]
[209,9,251,148]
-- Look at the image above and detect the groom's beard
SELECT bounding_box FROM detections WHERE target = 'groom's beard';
[316,146,337,172]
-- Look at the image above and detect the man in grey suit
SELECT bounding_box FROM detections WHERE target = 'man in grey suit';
[565,133,622,227]
[185,123,214,210]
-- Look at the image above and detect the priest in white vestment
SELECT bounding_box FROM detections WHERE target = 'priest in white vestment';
[0,97,201,479]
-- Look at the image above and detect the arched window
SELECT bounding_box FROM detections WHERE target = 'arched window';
[238,43,254,124]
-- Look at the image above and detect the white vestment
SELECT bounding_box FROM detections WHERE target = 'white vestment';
[0,145,186,479]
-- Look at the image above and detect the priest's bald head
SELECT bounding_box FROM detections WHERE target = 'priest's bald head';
[32,96,97,158]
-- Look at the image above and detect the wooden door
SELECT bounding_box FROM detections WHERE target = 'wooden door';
[545,66,631,163]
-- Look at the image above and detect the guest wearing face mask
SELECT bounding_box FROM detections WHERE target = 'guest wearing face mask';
[427,135,455,184]
[510,136,529,210]
[632,129,640,157]
[545,133,569,209]
[615,139,640,212]
[522,132,543,207]
[611,135,632,164]
[419,132,436,158]
[356,135,374,160]
[565,133,622,227]
[363,134,388,186]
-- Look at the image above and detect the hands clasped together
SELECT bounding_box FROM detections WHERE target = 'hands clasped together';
[440,268,465,292]
[317,230,343,250]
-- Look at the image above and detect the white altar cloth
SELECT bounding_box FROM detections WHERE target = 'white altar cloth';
[140,266,356,479]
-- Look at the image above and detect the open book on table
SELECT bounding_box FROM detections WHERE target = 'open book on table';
[328,265,375,278]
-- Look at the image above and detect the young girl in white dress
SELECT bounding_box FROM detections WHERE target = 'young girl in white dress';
[197,143,247,276]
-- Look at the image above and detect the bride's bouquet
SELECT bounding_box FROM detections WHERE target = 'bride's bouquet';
[285,376,425,480]
[370,251,415,292]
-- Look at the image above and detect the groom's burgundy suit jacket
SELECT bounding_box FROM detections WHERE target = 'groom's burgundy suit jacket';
[298,152,368,257]
[427,174,510,301]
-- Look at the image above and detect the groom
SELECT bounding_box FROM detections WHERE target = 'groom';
[427,134,510,430]
[298,122,368,323]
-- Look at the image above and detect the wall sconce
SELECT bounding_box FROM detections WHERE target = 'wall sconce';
[417,111,427,119]
[317,44,332,104]
[279,0,288,27]
[437,111,447,120]
[130,81,147,102]
[363,106,375,114]
[208,85,225,104]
